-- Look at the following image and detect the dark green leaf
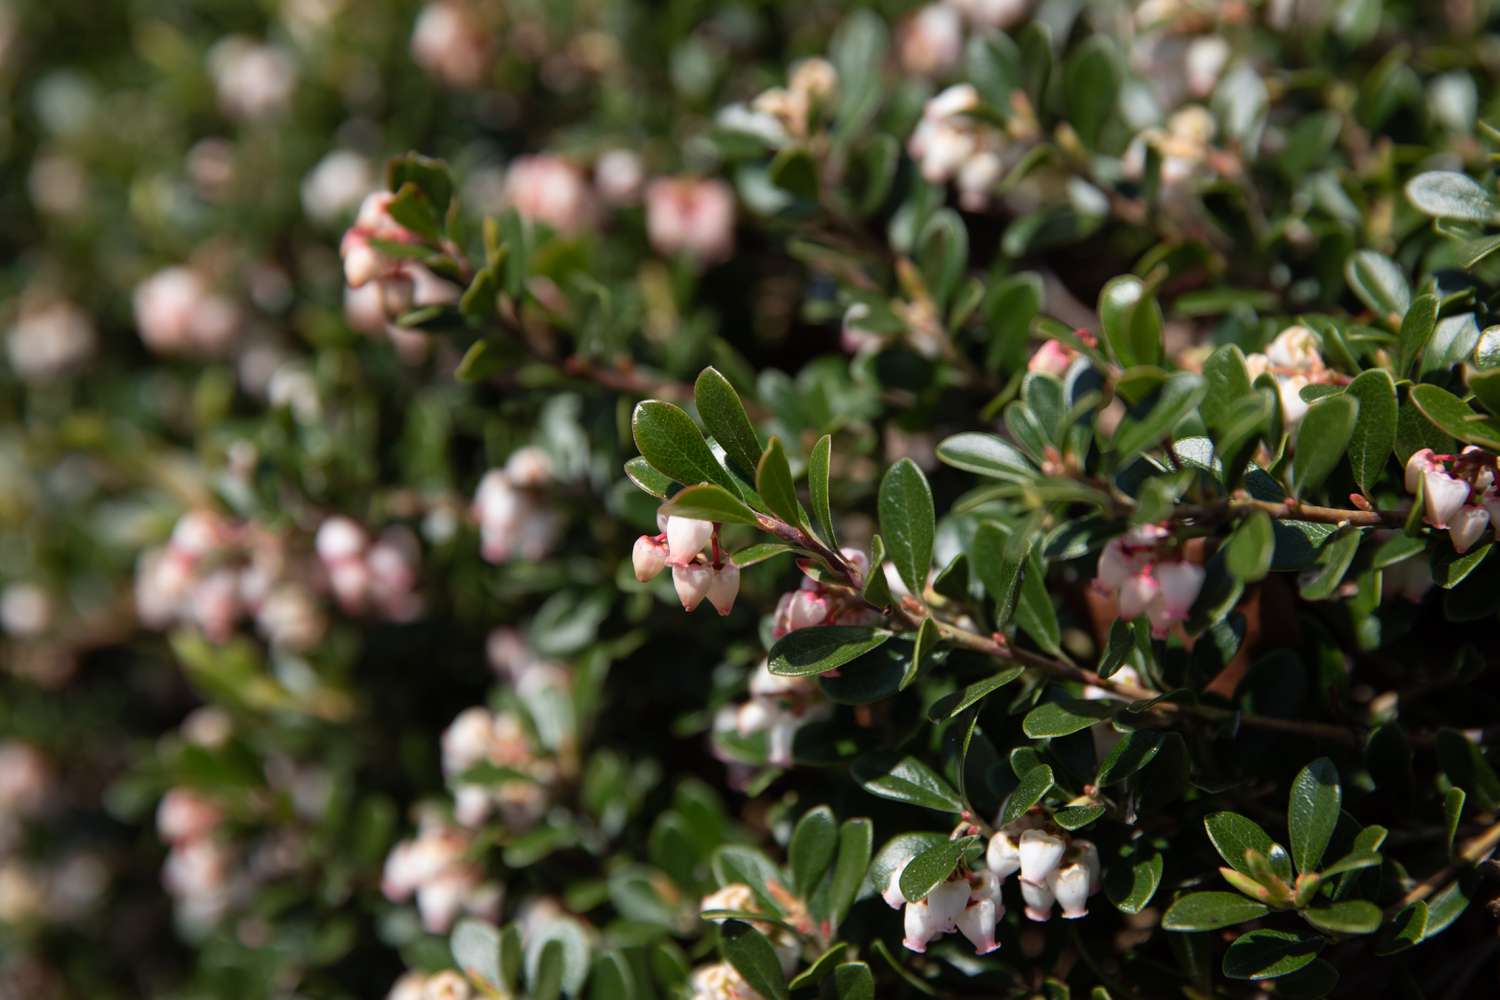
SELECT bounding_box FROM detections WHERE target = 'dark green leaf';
[1162,892,1269,931]
[1302,900,1380,935]
[1205,812,1288,878]
[1410,383,1500,451]
[1096,730,1166,786]
[999,764,1054,826]
[1226,510,1275,582]
[1113,372,1206,462]
[1222,929,1324,981]
[1444,787,1465,858]
[768,626,893,678]
[757,438,803,527]
[1376,901,1427,955]
[1345,369,1397,494]
[852,753,965,813]
[936,433,1034,482]
[695,368,763,475]
[1292,395,1359,497]
[1022,699,1112,738]
[632,400,742,496]
[899,837,977,902]
[1289,758,1342,875]
[732,543,795,567]
[623,457,676,500]
[719,921,790,1000]
[1396,294,1439,378]
[809,434,836,546]
[1345,250,1410,322]
[790,807,838,897]
[660,484,760,526]
[879,459,935,596]
[829,962,875,1000]
[828,819,873,925]
[1105,849,1163,914]
[970,521,1029,626]
[928,666,1025,720]
[589,952,637,1000]
[1064,35,1121,149]
[903,617,940,692]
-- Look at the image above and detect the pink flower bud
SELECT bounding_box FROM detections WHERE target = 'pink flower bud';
[505,155,597,235]
[504,446,552,487]
[786,590,830,631]
[1028,339,1076,377]
[707,562,741,616]
[342,238,385,288]
[666,516,714,565]
[1405,448,1437,493]
[156,788,222,845]
[898,5,963,76]
[645,177,736,265]
[632,536,667,582]
[316,516,367,564]
[673,562,712,612]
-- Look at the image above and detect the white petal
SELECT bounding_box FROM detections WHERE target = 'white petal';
[1424,469,1470,528]
[1449,506,1491,554]
[672,563,712,611]
[1018,829,1067,885]
[956,898,1000,955]
[1019,877,1055,922]
[666,517,714,565]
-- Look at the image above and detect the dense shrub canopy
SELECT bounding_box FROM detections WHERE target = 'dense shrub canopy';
[5,1,1500,998]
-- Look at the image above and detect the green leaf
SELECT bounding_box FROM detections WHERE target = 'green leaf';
[1105,849,1163,914]
[1097,618,1136,678]
[1096,730,1166,786]
[451,920,504,992]
[1344,369,1397,494]
[927,666,1025,720]
[1396,293,1439,377]
[386,181,443,240]
[1225,510,1275,582]
[935,433,1034,482]
[829,962,875,1000]
[809,434,836,546]
[1064,35,1121,150]
[1113,372,1206,462]
[1205,812,1288,879]
[1302,900,1381,935]
[732,543,795,568]
[769,146,819,201]
[1444,786,1465,857]
[966,33,1021,110]
[1292,395,1359,497]
[1298,527,1362,601]
[623,457,676,500]
[660,484,760,526]
[790,807,838,897]
[695,368,763,475]
[1053,804,1106,830]
[827,819,873,925]
[632,400,742,497]
[903,616,939,691]
[1345,250,1411,322]
[589,952,637,1000]
[1162,892,1270,931]
[719,921,790,1000]
[387,152,454,217]
[878,459,935,596]
[1098,276,1163,368]
[1289,757,1342,875]
[970,521,1029,626]
[768,626,893,678]
[1376,901,1427,955]
[757,437,803,527]
[1405,171,1500,223]
[1022,698,1112,738]
[1200,344,1253,432]
[863,535,892,606]
[788,946,846,990]
[1015,548,1062,655]
[1435,727,1500,809]
[1409,382,1500,451]
[999,764,1054,826]
[852,752,965,813]
[899,837,977,902]
[530,940,565,1000]
[1222,929,1324,981]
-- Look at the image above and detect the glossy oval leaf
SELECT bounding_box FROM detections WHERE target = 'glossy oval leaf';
[790,806,838,897]
[768,626,893,677]
[661,483,761,526]
[851,752,965,813]
[878,459,935,596]
[1291,395,1358,498]
[1405,170,1500,223]
[1344,369,1397,494]
[1162,892,1270,931]
[1221,929,1324,981]
[632,400,742,497]
[719,921,790,1000]
[695,367,762,475]
[1288,757,1341,875]
[899,836,977,902]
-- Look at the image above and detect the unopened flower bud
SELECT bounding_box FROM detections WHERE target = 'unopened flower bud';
[673,562,712,612]
[707,562,741,616]
[1019,875,1055,921]
[956,897,1000,954]
[986,827,1022,879]
[666,516,714,565]
[1449,505,1490,553]
[1117,567,1160,620]
[1050,863,1091,918]
[1152,561,1204,626]
[786,589,829,631]
[316,516,367,564]
[632,535,667,582]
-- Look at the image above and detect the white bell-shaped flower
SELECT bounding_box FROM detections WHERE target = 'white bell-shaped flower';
[666,516,715,565]
[632,536,667,582]
[986,827,1022,879]
[1152,561,1204,625]
[956,897,1000,954]
[1019,875,1056,922]
[706,563,741,616]
[1050,862,1091,919]
[1117,567,1160,620]
[1449,505,1490,554]
[673,562,713,611]
[1018,828,1067,885]
[882,855,914,909]
[1423,468,1471,528]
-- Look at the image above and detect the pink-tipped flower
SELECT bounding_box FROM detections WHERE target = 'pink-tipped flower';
[632,536,667,582]
[1423,467,1471,529]
[1018,828,1067,885]
[902,899,939,952]
[707,563,741,616]
[1449,505,1490,554]
[1151,561,1204,627]
[1028,338,1077,377]
[666,517,714,565]
[673,562,712,612]
[1405,448,1436,493]
[645,177,736,265]
[956,897,1000,954]
[1050,863,1091,919]
[1073,839,1101,894]
[786,589,830,631]
[156,789,223,845]
[1019,876,1055,921]
[1117,566,1160,621]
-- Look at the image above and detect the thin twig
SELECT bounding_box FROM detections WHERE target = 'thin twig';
[1176,496,1408,529]
[1389,817,1500,915]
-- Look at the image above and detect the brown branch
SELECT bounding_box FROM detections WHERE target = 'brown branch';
[1176,496,1408,529]
[1388,816,1500,916]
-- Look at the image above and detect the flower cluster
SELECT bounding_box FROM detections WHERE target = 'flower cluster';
[440,704,556,829]
[713,660,831,769]
[472,447,561,564]
[1405,447,1500,553]
[633,516,741,615]
[135,511,328,649]
[908,84,1032,211]
[1092,524,1204,635]
[897,1,1032,78]
[340,193,428,315]
[1243,325,1339,429]
[770,549,882,639]
[133,267,242,357]
[381,816,502,934]
[5,299,95,384]
[315,517,423,621]
[885,819,1101,956]
[157,787,233,931]
[1122,105,1223,193]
